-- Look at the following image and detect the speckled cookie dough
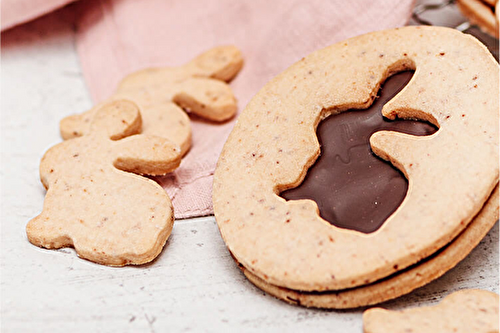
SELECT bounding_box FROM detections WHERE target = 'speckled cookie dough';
[242,185,498,308]
[213,26,499,294]
[457,0,499,38]
[363,289,499,333]
[60,46,244,155]
[27,100,182,266]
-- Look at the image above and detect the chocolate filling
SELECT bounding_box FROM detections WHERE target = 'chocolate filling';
[281,72,437,233]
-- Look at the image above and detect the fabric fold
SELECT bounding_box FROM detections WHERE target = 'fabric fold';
[74,0,415,218]
[1,0,77,31]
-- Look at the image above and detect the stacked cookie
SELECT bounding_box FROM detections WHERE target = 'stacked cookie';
[457,0,499,37]
[27,46,243,266]
[213,26,499,308]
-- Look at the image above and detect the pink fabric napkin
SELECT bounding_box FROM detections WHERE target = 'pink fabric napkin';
[1,0,77,31]
[75,0,415,219]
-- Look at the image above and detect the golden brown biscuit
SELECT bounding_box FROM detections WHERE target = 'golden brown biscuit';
[213,26,499,295]
[27,100,181,266]
[60,46,243,155]
[363,289,499,333]
[457,0,499,38]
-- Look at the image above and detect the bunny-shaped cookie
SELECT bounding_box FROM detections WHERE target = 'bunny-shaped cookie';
[27,100,181,265]
[60,46,243,155]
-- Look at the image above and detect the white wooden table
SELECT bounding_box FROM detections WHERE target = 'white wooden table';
[1,6,498,333]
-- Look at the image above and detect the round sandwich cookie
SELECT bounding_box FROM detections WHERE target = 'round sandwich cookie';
[213,26,499,307]
[457,0,499,38]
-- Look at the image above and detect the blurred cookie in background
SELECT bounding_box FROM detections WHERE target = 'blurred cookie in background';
[456,0,498,38]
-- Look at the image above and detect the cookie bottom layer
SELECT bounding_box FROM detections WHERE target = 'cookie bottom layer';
[241,183,499,309]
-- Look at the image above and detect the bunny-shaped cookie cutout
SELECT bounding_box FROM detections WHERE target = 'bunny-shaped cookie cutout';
[27,100,182,265]
[60,46,243,155]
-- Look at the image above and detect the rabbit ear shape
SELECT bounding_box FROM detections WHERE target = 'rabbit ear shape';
[113,135,182,176]
[90,100,142,140]
[370,131,425,179]
[60,111,94,140]
[184,45,244,82]
[173,77,237,122]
